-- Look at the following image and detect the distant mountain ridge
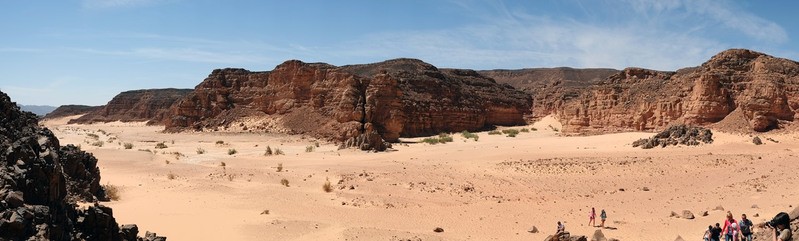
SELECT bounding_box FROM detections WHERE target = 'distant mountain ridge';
[18,104,57,116]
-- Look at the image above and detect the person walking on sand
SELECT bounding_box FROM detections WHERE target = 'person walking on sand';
[721,211,740,241]
[588,207,596,227]
[711,223,723,241]
[739,213,754,241]
[600,209,607,227]
[704,225,713,241]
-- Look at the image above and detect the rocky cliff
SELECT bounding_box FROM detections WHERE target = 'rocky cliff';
[166,59,532,143]
[479,68,618,120]
[556,49,799,133]
[0,90,162,240]
[43,105,103,120]
[70,88,192,125]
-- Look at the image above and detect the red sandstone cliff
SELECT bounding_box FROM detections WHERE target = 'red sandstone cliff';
[556,49,799,133]
[165,59,532,143]
[479,67,618,120]
[70,88,192,125]
[42,105,103,120]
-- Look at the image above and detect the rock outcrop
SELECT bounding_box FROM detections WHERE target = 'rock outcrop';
[0,90,162,240]
[479,67,618,120]
[166,58,532,146]
[43,105,103,120]
[556,49,799,133]
[632,125,713,149]
[70,88,192,125]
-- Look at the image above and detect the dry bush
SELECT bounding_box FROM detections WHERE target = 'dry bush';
[155,142,168,149]
[196,147,206,154]
[305,145,315,152]
[227,149,237,155]
[264,146,273,156]
[280,178,289,187]
[276,163,283,172]
[91,141,104,147]
[167,172,176,180]
[102,184,120,201]
[323,178,333,193]
[274,148,284,155]
[123,143,133,149]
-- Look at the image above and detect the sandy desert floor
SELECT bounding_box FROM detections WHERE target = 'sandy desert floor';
[42,115,799,241]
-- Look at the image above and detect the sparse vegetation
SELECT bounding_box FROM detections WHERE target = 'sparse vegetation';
[87,133,99,140]
[260,210,269,215]
[531,127,538,131]
[196,147,206,154]
[314,141,320,147]
[97,129,107,135]
[155,142,168,149]
[305,145,315,152]
[215,140,225,145]
[102,184,120,201]
[461,130,479,141]
[165,160,171,164]
[274,148,284,155]
[220,161,226,167]
[548,125,559,132]
[322,178,333,193]
[91,141,104,147]
[280,178,289,187]
[421,133,455,145]
[276,163,283,172]
[123,143,133,149]
[227,148,237,155]
[264,146,273,156]
[167,172,176,180]
[488,130,502,135]
[520,128,530,132]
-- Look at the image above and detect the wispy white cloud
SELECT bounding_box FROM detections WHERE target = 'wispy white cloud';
[624,0,788,43]
[71,47,272,64]
[0,47,45,53]
[324,0,784,70]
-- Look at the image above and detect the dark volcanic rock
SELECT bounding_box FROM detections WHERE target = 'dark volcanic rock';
[632,125,713,149]
[557,49,799,134]
[70,88,192,125]
[479,67,618,120]
[0,90,162,240]
[43,105,103,120]
[166,58,532,149]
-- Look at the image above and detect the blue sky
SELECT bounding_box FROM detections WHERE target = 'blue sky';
[1,0,797,106]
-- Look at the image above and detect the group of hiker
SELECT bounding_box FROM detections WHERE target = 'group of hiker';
[703,211,792,241]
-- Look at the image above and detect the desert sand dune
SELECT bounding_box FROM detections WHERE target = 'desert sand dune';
[41,116,799,241]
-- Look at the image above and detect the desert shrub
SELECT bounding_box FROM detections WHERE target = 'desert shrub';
[123,143,133,149]
[305,145,315,152]
[276,163,284,172]
[102,184,120,201]
[323,178,333,193]
[274,148,284,155]
[171,140,175,144]
[91,141,104,147]
[531,127,538,131]
[520,128,530,132]
[165,160,171,164]
[314,141,320,147]
[155,142,168,149]
[260,210,269,215]
[421,137,440,145]
[438,133,453,143]
[97,129,107,135]
[167,172,176,180]
[507,133,517,137]
[461,131,479,141]
[196,147,206,154]
[264,146,273,156]
[87,133,99,140]
[502,129,520,135]
[280,178,289,187]
[220,161,226,167]
[227,149,237,155]
[488,130,501,135]
[215,140,225,145]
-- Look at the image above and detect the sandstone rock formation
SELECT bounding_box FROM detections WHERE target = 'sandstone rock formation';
[0,90,163,240]
[479,67,618,120]
[43,105,103,120]
[70,88,192,125]
[556,49,799,133]
[166,58,532,145]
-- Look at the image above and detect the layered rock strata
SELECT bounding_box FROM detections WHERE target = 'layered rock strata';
[70,88,192,125]
[166,58,532,144]
[557,49,799,133]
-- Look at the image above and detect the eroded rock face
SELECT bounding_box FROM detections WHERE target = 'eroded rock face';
[70,88,192,125]
[632,125,713,149]
[42,105,103,120]
[479,67,618,120]
[0,90,161,240]
[557,49,799,133]
[166,58,532,145]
